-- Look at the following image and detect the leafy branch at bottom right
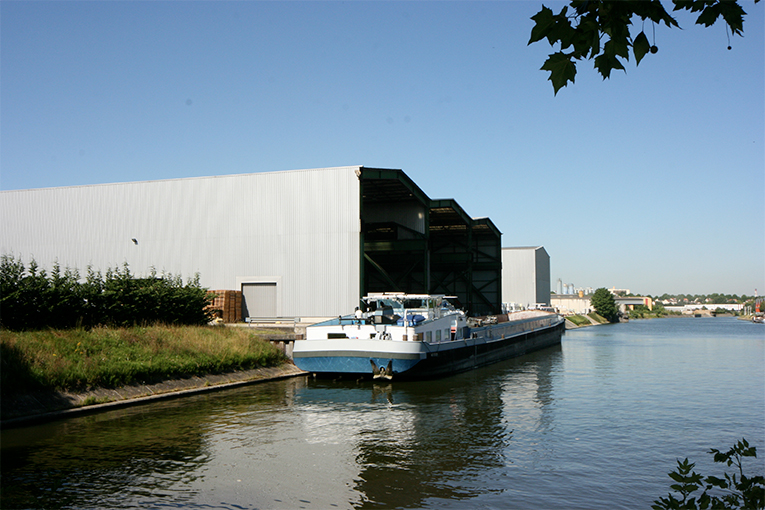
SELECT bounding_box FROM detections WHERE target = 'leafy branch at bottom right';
[653,438,765,510]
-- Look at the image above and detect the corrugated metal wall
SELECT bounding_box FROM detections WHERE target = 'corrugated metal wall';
[501,247,538,308]
[0,167,362,318]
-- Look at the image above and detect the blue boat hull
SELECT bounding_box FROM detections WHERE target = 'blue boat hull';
[293,356,422,375]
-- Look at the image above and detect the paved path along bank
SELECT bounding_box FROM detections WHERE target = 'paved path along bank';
[1,363,308,428]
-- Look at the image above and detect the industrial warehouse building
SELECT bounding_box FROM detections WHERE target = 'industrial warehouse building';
[500,246,551,309]
[1,166,516,320]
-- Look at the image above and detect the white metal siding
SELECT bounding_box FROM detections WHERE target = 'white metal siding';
[0,166,362,317]
[501,247,546,308]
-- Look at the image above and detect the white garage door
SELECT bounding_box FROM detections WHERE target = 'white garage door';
[242,282,277,318]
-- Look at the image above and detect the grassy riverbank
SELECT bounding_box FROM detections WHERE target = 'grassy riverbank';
[566,312,609,327]
[0,325,288,399]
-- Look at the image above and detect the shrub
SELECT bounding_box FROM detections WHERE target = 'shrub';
[653,438,764,510]
[0,255,213,330]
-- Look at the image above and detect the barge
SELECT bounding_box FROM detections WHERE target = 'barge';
[292,293,565,380]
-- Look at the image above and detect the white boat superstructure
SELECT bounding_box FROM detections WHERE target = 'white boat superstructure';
[305,293,468,343]
[293,293,565,380]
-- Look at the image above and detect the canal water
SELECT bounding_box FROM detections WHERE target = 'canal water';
[2,317,763,509]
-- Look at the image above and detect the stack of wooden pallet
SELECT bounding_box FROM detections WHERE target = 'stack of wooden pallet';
[208,290,242,323]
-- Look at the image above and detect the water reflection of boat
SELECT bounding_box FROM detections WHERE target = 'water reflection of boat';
[295,345,562,509]
[293,293,565,380]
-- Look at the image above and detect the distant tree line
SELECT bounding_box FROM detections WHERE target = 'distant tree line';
[653,293,756,304]
[0,255,213,331]
[628,304,669,320]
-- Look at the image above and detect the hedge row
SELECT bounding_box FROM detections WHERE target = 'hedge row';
[0,255,213,330]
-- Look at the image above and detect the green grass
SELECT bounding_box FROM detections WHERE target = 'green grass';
[587,312,609,324]
[0,325,288,397]
[81,395,112,406]
[566,314,592,326]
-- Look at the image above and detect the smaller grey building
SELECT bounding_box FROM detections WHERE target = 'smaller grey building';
[501,246,550,308]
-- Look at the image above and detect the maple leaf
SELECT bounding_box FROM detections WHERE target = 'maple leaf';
[528,5,556,45]
[541,52,577,94]
[530,0,758,94]
[594,52,625,80]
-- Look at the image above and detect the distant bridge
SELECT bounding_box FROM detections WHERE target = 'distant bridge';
[614,296,653,312]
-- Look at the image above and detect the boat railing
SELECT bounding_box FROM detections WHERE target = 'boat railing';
[311,312,562,340]
[469,315,561,340]
[312,316,372,327]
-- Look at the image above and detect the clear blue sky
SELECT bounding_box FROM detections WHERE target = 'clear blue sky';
[2,1,763,297]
